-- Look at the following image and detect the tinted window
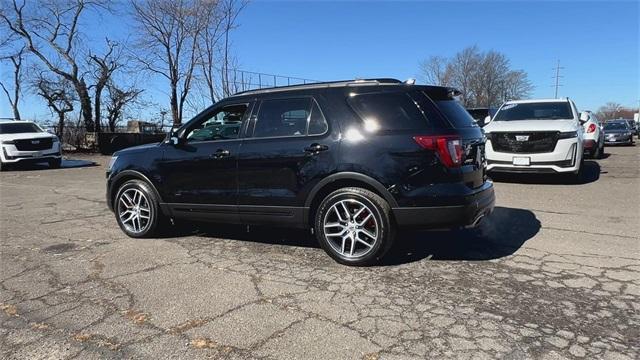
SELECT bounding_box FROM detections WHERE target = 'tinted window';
[254,98,311,138]
[186,104,247,142]
[0,122,42,134]
[434,100,477,128]
[494,102,573,121]
[348,92,429,130]
[604,122,628,130]
[308,100,328,135]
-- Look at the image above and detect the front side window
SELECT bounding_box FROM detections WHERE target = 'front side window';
[253,98,312,138]
[186,104,247,142]
[494,102,573,121]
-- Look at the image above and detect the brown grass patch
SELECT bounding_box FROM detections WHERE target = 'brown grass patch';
[191,337,218,349]
[168,319,207,334]
[123,309,149,324]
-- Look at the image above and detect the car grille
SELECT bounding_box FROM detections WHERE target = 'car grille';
[14,138,53,151]
[490,132,559,154]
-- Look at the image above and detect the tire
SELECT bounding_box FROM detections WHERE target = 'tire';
[0,161,5,172]
[49,158,62,169]
[114,179,163,238]
[568,157,585,183]
[314,187,395,266]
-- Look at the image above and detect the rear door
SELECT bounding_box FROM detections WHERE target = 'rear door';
[236,95,334,226]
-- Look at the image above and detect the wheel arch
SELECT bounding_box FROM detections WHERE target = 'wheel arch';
[109,170,168,215]
[304,172,397,228]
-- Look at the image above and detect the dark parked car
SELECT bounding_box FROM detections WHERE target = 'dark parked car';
[625,119,638,136]
[604,120,635,145]
[106,79,495,265]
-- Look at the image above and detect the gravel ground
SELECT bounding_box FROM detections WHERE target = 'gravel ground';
[1,145,638,359]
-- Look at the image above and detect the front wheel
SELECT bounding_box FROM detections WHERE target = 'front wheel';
[314,187,395,266]
[114,180,163,238]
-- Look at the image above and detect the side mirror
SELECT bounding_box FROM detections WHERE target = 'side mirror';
[483,115,492,126]
[579,112,589,124]
[167,126,183,146]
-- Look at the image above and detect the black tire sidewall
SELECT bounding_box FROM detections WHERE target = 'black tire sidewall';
[314,188,393,266]
[114,180,160,238]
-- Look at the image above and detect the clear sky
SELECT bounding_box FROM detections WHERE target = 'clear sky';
[1,0,638,122]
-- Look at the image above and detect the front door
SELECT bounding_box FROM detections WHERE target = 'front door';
[160,102,251,221]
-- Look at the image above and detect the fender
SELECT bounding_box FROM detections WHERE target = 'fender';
[304,171,398,208]
[107,169,168,214]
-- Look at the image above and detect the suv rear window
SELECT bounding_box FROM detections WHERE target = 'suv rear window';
[348,92,431,130]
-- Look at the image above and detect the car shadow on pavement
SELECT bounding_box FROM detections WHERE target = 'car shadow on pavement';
[381,206,540,265]
[490,160,600,185]
[174,206,539,266]
[6,158,98,171]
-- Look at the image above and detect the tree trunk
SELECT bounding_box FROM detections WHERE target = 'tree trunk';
[75,80,94,131]
[57,112,65,140]
[170,82,180,126]
[94,86,103,133]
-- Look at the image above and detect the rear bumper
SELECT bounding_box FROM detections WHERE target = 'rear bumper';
[392,184,495,229]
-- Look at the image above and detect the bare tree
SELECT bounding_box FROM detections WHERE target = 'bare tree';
[219,0,247,98]
[104,83,143,132]
[419,46,533,107]
[0,46,24,119]
[596,102,623,121]
[132,0,213,126]
[420,55,450,86]
[33,72,76,138]
[0,0,108,130]
[89,39,122,132]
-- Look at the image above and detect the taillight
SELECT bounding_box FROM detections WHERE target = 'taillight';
[587,124,596,133]
[414,135,464,168]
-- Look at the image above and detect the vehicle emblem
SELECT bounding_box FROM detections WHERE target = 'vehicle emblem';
[515,135,529,141]
[31,140,40,144]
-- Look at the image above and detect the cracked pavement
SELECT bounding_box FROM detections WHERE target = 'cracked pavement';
[1,146,638,359]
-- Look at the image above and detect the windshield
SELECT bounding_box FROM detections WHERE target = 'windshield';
[494,102,573,121]
[604,122,628,131]
[0,122,43,134]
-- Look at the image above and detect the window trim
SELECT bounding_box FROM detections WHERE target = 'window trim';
[183,102,252,144]
[245,96,329,140]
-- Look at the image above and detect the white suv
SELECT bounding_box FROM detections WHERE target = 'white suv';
[0,120,62,171]
[483,98,586,177]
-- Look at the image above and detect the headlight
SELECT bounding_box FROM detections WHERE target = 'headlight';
[1,140,15,145]
[558,131,578,139]
[107,156,118,171]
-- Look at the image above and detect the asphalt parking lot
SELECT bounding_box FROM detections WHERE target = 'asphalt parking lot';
[1,145,638,359]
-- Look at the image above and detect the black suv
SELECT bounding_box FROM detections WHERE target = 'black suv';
[106,79,495,265]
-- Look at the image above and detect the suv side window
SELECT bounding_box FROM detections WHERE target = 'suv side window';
[308,99,328,135]
[253,98,313,138]
[348,91,432,130]
[186,104,248,142]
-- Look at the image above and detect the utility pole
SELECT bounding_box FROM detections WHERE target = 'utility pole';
[552,60,564,98]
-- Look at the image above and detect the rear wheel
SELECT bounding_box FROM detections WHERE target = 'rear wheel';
[314,187,395,266]
[114,180,163,238]
[49,158,62,169]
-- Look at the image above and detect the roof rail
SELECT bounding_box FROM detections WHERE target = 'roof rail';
[230,78,403,97]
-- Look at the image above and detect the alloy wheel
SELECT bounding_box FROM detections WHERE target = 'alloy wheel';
[323,199,379,258]
[117,188,152,234]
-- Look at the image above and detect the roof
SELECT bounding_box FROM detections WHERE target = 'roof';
[229,78,405,97]
[504,98,571,104]
[0,120,35,124]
